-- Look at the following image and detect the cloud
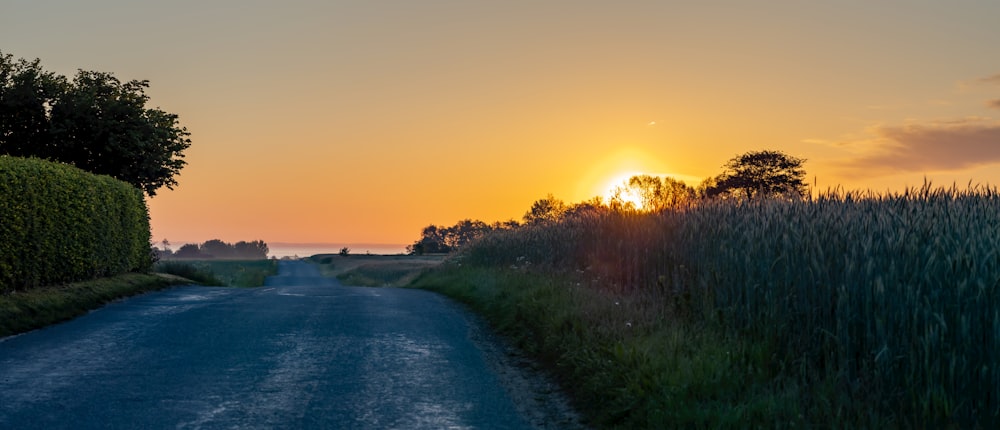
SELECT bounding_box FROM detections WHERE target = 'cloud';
[981,73,1000,85]
[836,118,1000,175]
[989,99,1000,110]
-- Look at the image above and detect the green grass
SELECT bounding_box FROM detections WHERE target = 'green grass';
[0,273,187,338]
[412,265,810,428]
[154,259,277,287]
[413,184,1000,428]
[2,259,279,339]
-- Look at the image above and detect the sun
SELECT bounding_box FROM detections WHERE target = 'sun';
[602,172,645,210]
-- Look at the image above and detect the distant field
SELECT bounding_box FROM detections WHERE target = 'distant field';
[154,259,278,287]
[308,254,445,287]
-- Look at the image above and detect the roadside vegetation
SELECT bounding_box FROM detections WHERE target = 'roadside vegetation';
[310,254,445,287]
[411,150,1000,428]
[0,273,188,338]
[154,259,278,287]
[416,185,1000,427]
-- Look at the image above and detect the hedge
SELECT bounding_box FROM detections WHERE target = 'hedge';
[0,156,152,293]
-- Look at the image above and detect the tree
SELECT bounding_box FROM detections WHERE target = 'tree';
[0,54,67,159]
[0,51,190,196]
[611,175,696,212]
[199,239,233,259]
[172,243,205,259]
[705,150,807,199]
[523,194,566,224]
[409,225,451,255]
[234,240,269,259]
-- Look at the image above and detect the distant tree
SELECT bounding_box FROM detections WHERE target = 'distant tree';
[234,240,269,259]
[153,238,174,260]
[523,194,567,224]
[339,247,351,256]
[705,150,807,199]
[172,243,204,259]
[696,175,722,199]
[407,219,502,255]
[563,197,608,218]
[199,239,233,259]
[611,175,696,212]
[0,51,190,196]
[443,219,491,250]
[491,219,522,230]
[409,225,450,255]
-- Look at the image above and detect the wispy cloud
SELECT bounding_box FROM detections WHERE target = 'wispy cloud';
[988,99,1000,110]
[836,118,1000,175]
[981,73,1000,85]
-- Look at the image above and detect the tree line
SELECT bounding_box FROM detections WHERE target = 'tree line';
[156,239,269,260]
[409,149,807,254]
[1,51,189,196]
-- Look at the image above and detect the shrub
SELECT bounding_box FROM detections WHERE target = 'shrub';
[0,156,152,293]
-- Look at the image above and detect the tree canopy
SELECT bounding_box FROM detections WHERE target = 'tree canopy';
[703,150,807,199]
[523,194,567,224]
[160,239,269,259]
[610,175,696,211]
[0,51,190,196]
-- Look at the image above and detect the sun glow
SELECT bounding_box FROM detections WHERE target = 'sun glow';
[603,172,646,210]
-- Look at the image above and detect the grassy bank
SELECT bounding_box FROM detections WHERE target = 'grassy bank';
[413,184,1000,428]
[309,254,444,287]
[2,260,278,339]
[0,273,188,338]
[412,265,796,428]
[154,259,277,287]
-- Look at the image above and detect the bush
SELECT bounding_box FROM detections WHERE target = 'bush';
[0,156,152,293]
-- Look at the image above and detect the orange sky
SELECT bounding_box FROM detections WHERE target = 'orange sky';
[4,1,1000,246]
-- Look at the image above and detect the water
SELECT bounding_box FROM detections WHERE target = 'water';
[267,243,409,258]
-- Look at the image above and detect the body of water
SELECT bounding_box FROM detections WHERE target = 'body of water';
[267,243,409,258]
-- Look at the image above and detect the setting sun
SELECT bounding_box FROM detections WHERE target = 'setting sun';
[603,172,646,210]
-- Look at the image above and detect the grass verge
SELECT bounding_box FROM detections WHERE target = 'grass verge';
[0,273,188,338]
[411,264,813,429]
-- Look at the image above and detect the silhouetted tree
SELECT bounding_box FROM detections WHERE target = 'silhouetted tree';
[0,51,190,195]
[443,219,491,250]
[172,243,205,259]
[611,175,696,211]
[234,240,269,259]
[705,150,807,199]
[407,219,507,255]
[523,194,566,224]
[0,55,66,159]
[409,225,451,255]
[199,239,233,259]
[563,197,608,218]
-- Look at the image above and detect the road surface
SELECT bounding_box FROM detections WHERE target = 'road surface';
[0,261,563,429]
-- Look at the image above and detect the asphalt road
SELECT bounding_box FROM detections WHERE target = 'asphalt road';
[0,261,535,429]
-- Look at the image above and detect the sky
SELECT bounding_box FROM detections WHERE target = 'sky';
[3,1,1000,247]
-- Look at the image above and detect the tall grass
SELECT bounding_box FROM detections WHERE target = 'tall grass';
[439,183,1000,427]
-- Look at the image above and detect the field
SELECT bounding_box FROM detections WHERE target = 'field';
[308,254,445,287]
[154,259,278,287]
[412,184,1000,428]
